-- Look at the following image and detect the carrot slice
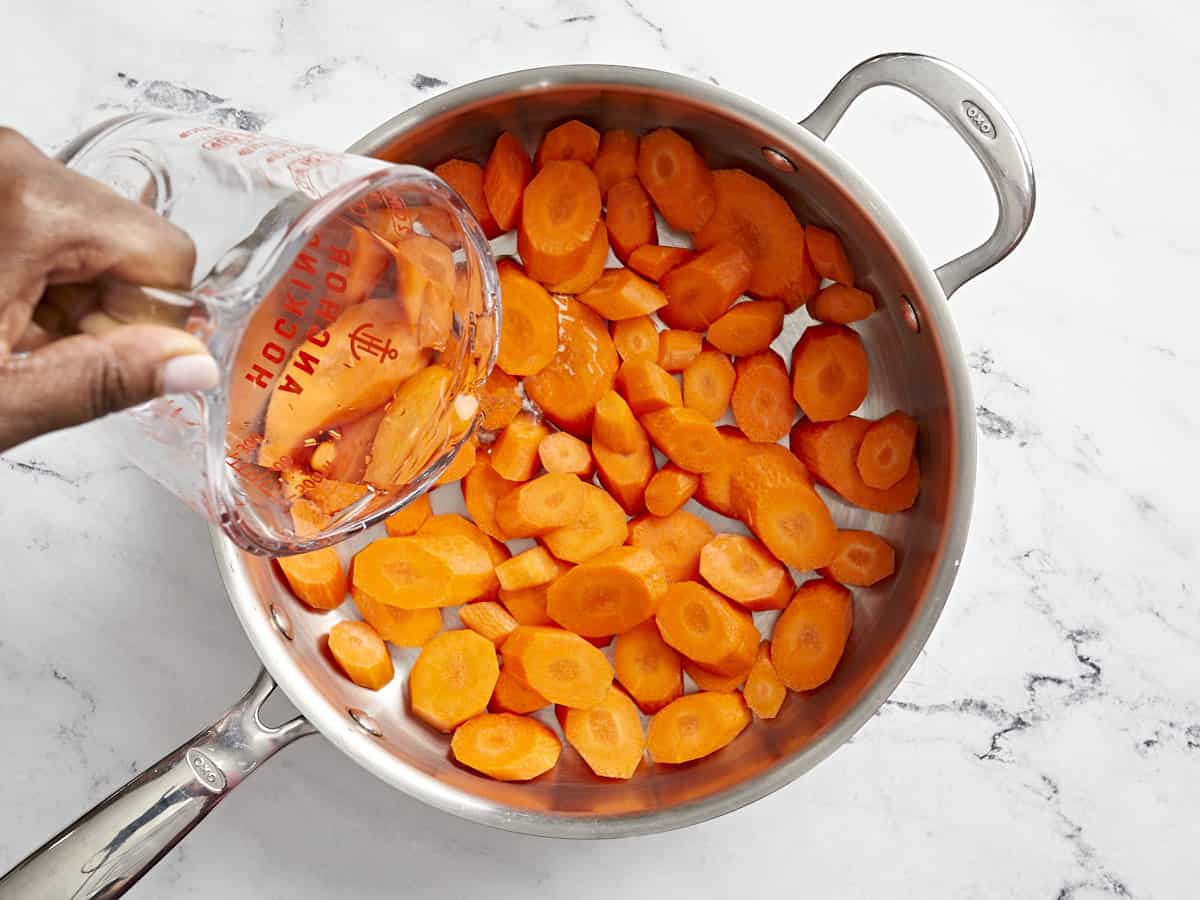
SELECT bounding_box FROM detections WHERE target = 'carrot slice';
[491,411,550,482]
[524,294,619,437]
[658,242,752,330]
[535,119,601,169]
[489,668,549,714]
[611,315,661,363]
[699,533,793,611]
[807,283,875,324]
[605,178,658,262]
[657,329,703,372]
[478,368,522,432]
[499,582,556,627]
[682,349,735,422]
[731,350,794,442]
[646,692,750,764]
[354,594,443,647]
[483,131,532,232]
[494,472,586,538]
[301,476,370,516]
[731,456,835,571]
[644,464,700,517]
[417,513,512,601]
[637,128,716,232]
[820,529,896,586]
[694,169,819,310]
[616,358,681,414]
[640,406,723,474]
[344,224,392,304]
[655,581,759,675]
[452,712,561,780]
[593,129,639,198]
[561,685,646,779]
[694,426,753,517]
[538,431,593,477]
[502,626,614,709]
[790,416,921,513]
[743,641,786,719]
[410,532,497,604]
[593,390,642,454]
[410,629,499,731]
[684,660,750,693]
[771,579,853,691]
[593,435,655,515]
[364,364,458,489]
[435,436,477,486]
[804,224,855,285]
[628,245,694,283]
[495,260,559,376]
[328,621,393,690]
[790,324,869,422]
[707,300,785,356]
[546,221,609,294]
[384,493,433,536]
[727,443,812,518]
[856,410,918,489]
[578,268,667,320]
[461,460,519,540]
[434,159,500,238]
[496,544,569,591]
[542,482,629,563]
[278,548,346,610]
[628,510,714,583]
[518,160,602,284]
[613,623,682,716]
[547,546,667,637]
[460,600,520,646]
[311,406,384,484]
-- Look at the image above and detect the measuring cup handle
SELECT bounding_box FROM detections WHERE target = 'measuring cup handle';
[0,669,314,900]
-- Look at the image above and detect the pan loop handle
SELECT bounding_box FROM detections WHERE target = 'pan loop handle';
[799,52,1036,298]
[0,668,314,900]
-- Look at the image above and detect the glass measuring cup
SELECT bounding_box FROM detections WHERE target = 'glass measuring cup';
[55,114,499,555]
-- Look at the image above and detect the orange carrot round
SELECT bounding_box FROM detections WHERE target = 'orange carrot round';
[655,581,759,675]
[731,349,795,442]
[743,642,787,719]
[644,464,700,517]
[502,626,614,709]
[771,579,853,691]
[821,529,896,587]
[659,241,752,330]
[790,416,921,513]
[578,268,667,320]
[410,532,498,605]
[434,159,500,238]
[278,548,347,610]
[593,390,642,454]
[616,358,681,414]
[546,221,609,294]
[490,411,550,482]
[694,426,753,517]
[561,685,646,779]
[640,406,724,474]
[489,669,549,714]
[605,177,658,262]
[637,128,716,232]
[417,513,511,604]
[592,128,639,198]
[451,712,561,780]
[460,600,519,646]
[483,131,532,232]
[592,436,655,516]
[627,509,714,583]
[727,443,812,517]
[328,620,394,690]
[657,329,704,372]
[682,349,735,422]
[627,245,694,282]
[499,583,555,627]
[706,300,785,356]
[496,260,559,376]
[410,629,500,731]
[478,368,523,432]
[435,437,477,486]
[354,593,443,647]
[363,364,456,489]
[351,538,454,609]
[807,283,875,324]
[735,477,836,571]
[646,692,750,764]
[547,546,667,637]
[542,482,628,563]
[538,431,594,477]
[344,224,392,304]
[613,620,684,714]
[790,324,869,422]
[804,224,855,285]
[494,472,586,538]
[699,533,793,611]
[535,119,601,169]
[856,410,918,489]
[495,543,571,590]
[611,315,661,363]
[684,660,750,693]
[462,460,519,541]
[518,160,602,284]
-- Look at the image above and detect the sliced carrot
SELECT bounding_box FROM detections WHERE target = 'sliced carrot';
[727,443,812,518]
[694,169,819,310]
[435,436,478,487]
[628,245,694,283]
[561,685,646,779]
[290,498,331,538]
[605,177,658,262]
[490,411,550,482]
[494,472,586,538]
[546,546,667,637]
[417,512,512,588]
[460,600,519,646]
[807,283,875,324]
[384,493,433,536]
[354,593,443,647]
[310,440,336,475]
[593,390,642,454]
[644,464,699,517]
[495,544,569,591]
[502,626,613,709]
[592,435,655,515]
[592,129,639,198]
[804,224,855,285]
[771,579,853,691]
[790,324,869,422]
[542,482,629,563]
[641,406,723,473]
[410,629,500,731]
[328,620,393,690]
[496,260,559,376]
[731,451,835,571]
[392,235,457,350]
[611,315,661,363]
[682,349,735,421]
[856,410,918,490]
[694,426,753,518]
[546,221,609,294]
[316,406,386,484]
[684,659,750,693]
[743,642,786,719]
[707,300,785,356]
[524,294,619,437]
[499,582,555,627]
[364,364,457,489]
[478,368,523,432]
[489,668,549,714]
[731,350,795,442]
[460,462,516,543]
[538,430,594,477]
[351,537,455,610]
[345,224,392,304]
[303,477,370,516]
[411,532,497,604]
[646,692,750,764]
[434,159,500,238]
[637,128,716,232]
[616,358,681,414]
[518,160,602,284]
[658,242,752,330]
[655,581,759,675]
[657,329,703,372]
[483,131,532,232]
[278,548,346,610]
[452,712,561,780]
[821,529,896,587]
[578,268,667,320]
[790,416,921,513]
[699,533,793,611]
[628,510,714,583]
[535,119,601,169]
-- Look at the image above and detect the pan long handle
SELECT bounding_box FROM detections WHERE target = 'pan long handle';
[800,52,1036,298]
[0,669,314,899]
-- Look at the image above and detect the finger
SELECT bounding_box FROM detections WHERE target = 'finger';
[13,319,56,353]
[0,324,219,452]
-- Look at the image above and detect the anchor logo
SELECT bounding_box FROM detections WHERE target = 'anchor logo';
[348,322,399,364]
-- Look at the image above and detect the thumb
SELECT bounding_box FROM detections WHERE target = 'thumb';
[0,324,219,451]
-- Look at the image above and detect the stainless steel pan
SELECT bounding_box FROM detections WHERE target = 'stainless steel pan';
[0,53,1034,899]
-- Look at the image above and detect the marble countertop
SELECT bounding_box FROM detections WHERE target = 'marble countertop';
[3,1,1197,897]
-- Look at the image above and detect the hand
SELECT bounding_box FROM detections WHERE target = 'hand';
[0,127,218,452]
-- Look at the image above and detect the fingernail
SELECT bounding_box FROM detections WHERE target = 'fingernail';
[159,353,220,395]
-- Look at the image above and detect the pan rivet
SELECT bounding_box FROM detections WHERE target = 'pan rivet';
[901,294,921,333]
[269,604,293,640]
[761,147,796,173]
[349,708,383,737]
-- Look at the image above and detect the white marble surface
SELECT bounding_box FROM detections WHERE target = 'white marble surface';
[2,1,1198,897]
